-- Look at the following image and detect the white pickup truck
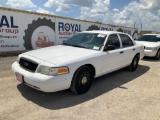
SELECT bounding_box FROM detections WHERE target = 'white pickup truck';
[12,31,144,94]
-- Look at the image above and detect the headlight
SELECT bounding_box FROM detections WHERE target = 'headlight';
[37,65,69,76]
[37,65,51,75]
[145,47,157,51]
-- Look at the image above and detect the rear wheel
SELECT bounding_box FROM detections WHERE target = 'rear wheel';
[70,66,93,94]
[155,49,160,60]
[127,55,139,71]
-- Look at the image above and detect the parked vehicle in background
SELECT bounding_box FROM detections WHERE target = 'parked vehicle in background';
[136,34,160,59]
[12,31,144,94]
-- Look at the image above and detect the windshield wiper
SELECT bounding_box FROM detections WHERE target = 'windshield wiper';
[62,42,71,46]
[71,45,87,48]
[62,43,87,48]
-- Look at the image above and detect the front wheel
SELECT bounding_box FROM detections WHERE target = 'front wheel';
[127,55,139,71]
[70,66,93,94]
[155,49,160,60]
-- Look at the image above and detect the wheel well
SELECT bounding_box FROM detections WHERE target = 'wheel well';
[157,48,160,55]
[136,53,140,60]
[74,64,96,78]
[155,48,160,58]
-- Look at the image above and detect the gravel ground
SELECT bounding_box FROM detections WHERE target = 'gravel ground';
[0,56,160,120]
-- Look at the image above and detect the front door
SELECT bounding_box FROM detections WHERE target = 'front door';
[102,34,124,74]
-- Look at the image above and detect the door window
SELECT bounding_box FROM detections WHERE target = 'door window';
[105,34,120,49]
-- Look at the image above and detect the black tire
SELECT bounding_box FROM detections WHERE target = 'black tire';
[127,55,139,71]
[70,66,93,94]
[155,49,160,60]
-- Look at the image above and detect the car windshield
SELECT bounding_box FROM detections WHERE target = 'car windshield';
[62,33,107,50]
[137,35,160,42]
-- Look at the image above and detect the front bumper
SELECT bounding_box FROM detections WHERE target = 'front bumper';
[144,50,157,57]
[12,62,73,92]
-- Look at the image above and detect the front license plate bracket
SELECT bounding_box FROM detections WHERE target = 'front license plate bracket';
[15,73,24,83]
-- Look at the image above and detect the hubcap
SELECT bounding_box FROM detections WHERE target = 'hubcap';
[81,76,87,85]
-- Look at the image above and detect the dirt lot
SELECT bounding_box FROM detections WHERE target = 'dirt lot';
[0,56,160,120]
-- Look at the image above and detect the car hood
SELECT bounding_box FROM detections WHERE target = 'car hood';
[135,41,160,47]
[22,45,100,65]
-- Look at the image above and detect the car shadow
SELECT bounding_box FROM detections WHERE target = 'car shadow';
[17,65,150,110]
[142,57,160,62]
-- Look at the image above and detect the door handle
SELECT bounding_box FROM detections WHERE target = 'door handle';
[133,48,135,51]
[120,51,124,54]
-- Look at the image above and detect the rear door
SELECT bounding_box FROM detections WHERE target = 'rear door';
[118,34,136,66]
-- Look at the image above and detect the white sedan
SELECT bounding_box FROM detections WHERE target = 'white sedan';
[136,34,160,59]
[12,31,144,94]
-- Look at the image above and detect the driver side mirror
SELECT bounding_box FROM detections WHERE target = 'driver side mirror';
[104,45,116,51]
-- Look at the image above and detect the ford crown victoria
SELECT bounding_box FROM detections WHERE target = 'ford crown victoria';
[12,31,144,94]
[136,34,160,59]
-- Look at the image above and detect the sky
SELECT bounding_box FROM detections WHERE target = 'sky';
[0,0,160,31]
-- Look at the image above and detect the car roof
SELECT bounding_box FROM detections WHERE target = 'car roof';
[80,30,125,35]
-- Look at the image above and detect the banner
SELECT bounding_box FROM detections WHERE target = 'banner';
[0,7,138,52]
